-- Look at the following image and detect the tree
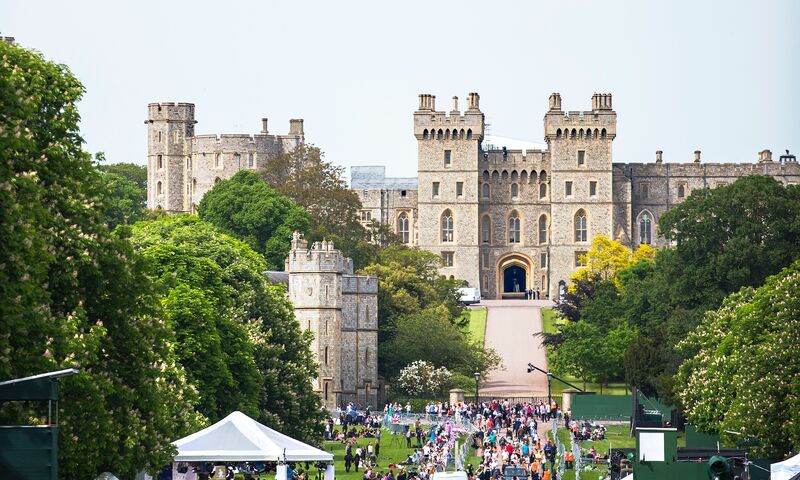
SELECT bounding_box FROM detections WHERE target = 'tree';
[570,234,656,288]
[197,170,311,270]
[549,321,606,390]
[397,360,453,397]
[260,144,388,268]
[130,215,324,440]
[0,41,202,478]
[380,307,501,380]
[96,159,147,193]
[675,260,800,458]
[99,171,146,228]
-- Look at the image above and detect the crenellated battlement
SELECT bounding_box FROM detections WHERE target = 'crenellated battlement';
[286,232,354,274]
[481,148,549,166]
[414,92,484,141]
[544,93,617,140]
[146,102,196,123]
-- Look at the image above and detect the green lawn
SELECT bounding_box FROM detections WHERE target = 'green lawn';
[463,307,487,347]
[541,308,629,396]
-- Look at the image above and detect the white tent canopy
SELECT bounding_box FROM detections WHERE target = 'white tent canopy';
[173,411,333,462]
[772,452,800,480]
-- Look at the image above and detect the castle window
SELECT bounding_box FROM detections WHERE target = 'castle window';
[481,215,491,244]
[483,275,488,292]
[590,181,597,197]
[248,153,254,168]
[441,210,454,242]
[565,181,573,197]
[444,150,451,166]
[539,183,547,199]
[508,212,521,244]
[432,182,440,198]
[365,347,369,365]
[577,150,585,166]
[156,181,162,195]
[483,170,490,181]
[556,128,562,139]
[360,210,372,222]
[467,129,473,140]
[401,190,407,197]
[678,184,686,198]
[574,210,588,242]
[157,131,162,142]
[601,128,607,139]
[639,212,652,245]
[540,253,548,268]
[157,155,163,169]
[441,251,454,267]
[540,170,547,182]
[640,182,649,199]
[570,129,576,139]
[538,215,548,244]
[481,251,490,269]
[456,182,464,197]
[423,129,429,140]
[192,178,197,194]
[214,153,221,168]
[186,157,191,169]
[397,212,410,244]
[520,170,528,183]
[482,183,490,198]
[511,183,519,199]
[234,152,241,166]
[437,129,443,140]
[324,347,329,365]
[575,251,587,267]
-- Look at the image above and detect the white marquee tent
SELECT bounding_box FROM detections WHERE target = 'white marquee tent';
[172,411,334,463]
[772,452,800,480]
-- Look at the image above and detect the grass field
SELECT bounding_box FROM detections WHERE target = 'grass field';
[463,307,487,347]
[541,308,628,396]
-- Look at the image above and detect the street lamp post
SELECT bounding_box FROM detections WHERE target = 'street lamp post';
[473,372,480,404]
[546,372,552,407]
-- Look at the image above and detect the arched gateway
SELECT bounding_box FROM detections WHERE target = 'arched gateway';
[496,253,532,299]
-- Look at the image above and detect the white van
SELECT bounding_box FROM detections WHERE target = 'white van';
[432,471,468,480]
[458,287,481,305]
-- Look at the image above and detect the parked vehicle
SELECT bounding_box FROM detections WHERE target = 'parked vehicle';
[458,287,481,305]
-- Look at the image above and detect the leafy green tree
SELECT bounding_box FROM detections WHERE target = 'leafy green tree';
[96,159,147,193]
[549,321,606,390]
[99,171,146,228]
[197,170,311,269]
[0,40,202,478]
[675,260,800,458]
[260,144,392,268]
[131,215,323,440]
[380,307,501,380]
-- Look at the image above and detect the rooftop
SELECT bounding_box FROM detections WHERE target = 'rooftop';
[350,166,418,190]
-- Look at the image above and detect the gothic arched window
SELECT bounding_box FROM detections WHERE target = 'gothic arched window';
[511,183,519,198]
[397,212,410,244]
[508,211,521,244]
[678,184,686,198]
[640,212,652,245]
[538,215,548,244]
[539,182,547,198]
[482,183,490,198]
[574,209,588,242]
[481,215,491,244]
[441,209,454,242]
[156,181,162,195]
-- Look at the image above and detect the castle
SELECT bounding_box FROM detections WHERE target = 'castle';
[145,102,305,213]
[352,92,800,299]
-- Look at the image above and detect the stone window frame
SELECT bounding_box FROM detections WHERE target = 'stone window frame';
[677,183,686,198]
[507,210,521,244]
[397,211,410,244]
[456,182,464,198]
[538,214,549,245]
[481,214,492,245]
[574,209,588,243]
[481,251,490,270]
[511,183,519,199]
[360,210,372,223]
[441,251,454,267]
[639,181,650,200]
[157,154,163,169]
[248,152,255,168]
[577,150,586,166]
[589,180,597,197]
[444,150,452,167]
[638,209,654,245]
[575,250,588,268]
[540,252,548,268]
[214,153,222,169]
[565,180,573,197]
[441,209,454,242]
[482,183,490,199]
[432,182,440,198]
[539,182,547,199]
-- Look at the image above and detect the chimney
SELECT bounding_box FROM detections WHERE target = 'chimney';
[289,119,304,136]
[758,149,772,163]
[549,93,562,111]
[467,92,480,111]
[655,150,663,163]
[451,96,459,112]
[694,150,701,163]
[593,93,612,110]
[261,118,269,134]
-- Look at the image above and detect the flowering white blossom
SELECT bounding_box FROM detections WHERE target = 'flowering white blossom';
[397,360,452,396]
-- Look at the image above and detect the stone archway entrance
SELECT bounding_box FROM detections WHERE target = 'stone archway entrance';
[497,253,532,299]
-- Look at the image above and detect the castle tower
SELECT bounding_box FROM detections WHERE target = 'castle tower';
[544,93,617,298]
[145,103,196,211]
[415,93,484,288]
[286,233,347,408]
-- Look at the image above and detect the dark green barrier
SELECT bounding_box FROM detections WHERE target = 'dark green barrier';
[571,394,632,420]
[0,426,57,480]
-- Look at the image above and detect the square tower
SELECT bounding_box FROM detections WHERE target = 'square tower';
[545,93,617,298]
[415,93,484,288]
[145,103,196,212]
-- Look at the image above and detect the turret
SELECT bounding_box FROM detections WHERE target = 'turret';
[145,102,196,211]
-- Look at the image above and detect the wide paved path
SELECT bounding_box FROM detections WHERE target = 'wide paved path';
[478,300,553,397]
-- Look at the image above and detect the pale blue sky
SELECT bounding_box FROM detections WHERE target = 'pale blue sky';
[4,0,799,178]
